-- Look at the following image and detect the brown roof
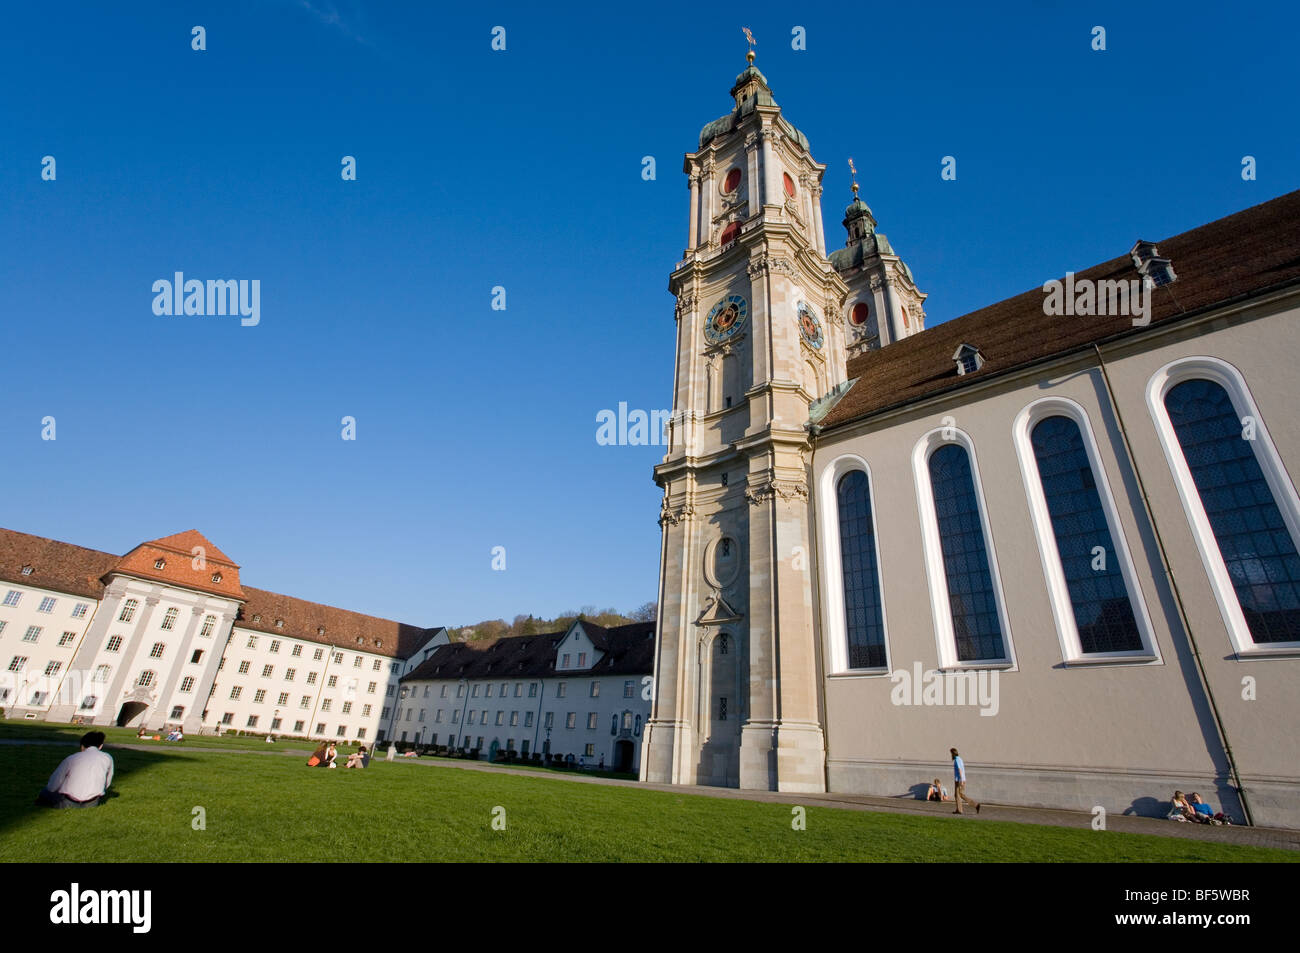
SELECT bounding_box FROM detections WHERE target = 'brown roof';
[819,188,1300,431]
[113,529,245,600]
[0,526,441,660]
[402,622,656,682]
[0,528,118,600]
[235,586,440,660]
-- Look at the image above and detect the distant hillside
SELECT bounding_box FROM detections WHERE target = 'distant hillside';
[451,603,656,642]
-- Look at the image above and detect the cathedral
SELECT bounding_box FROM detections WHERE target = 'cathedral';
[640,52,1300,829]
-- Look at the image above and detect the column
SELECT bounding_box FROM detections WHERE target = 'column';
[687,173,700,250]
[700,164,715,245]
[152,605,206,730]
[96,592,163,726]
[745,134,760,219]
[759,128,778,210]
[187,610,236,732]
[811,185,825,254]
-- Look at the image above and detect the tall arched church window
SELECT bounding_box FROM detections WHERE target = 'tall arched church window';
[836,470,886,668]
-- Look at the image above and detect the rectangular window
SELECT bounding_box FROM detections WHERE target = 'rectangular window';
[624,680,634,698]
[37,596,57,613]
[382,707,391,719]
[262,664,274,678]
[270,640,281,653]
[486,683,494,698]
[468,711,477,725]
[333,652,343,664]
[246,635,257,649]
[524,711,533,727]
[586,712,597,730]
[294,720,305,732]
[316,723,326,734]
[292,644,303,657]
[528,683,537,698]
[106,635,123,652]
[590,682,599,697]
[452,709,459,723]
[230,686,242,699]
[190,649,204,664]
[434,710,443,722]
[417,709,425,722]
[327,675,338,688]
[71,602,89,618]
[200,616,216,637]
[423,686,430,697]
[456,684,465,698]
[356,728,366,739]
[557,682,567,698]
[321,699,332,711]
[373,659,381,671]
[0,621,6,637]
[362,704,371,717]
[23,626,41,643]
[277,692,289,705]
[509,711,519,727]
[254,689,266,704]
[584,743,595,757]
[247,715,258,728]
[238,661,250,674]
[221,712,234,725]
[342,701,353,714]
[285,668,296,681]
[495,711,504,726]
[180,676,195,693]
[313,648,324,661]
[300,696,311,708]
[3,590,21,607]
[368,681,376,693]
[271,718,282,730]
[171,705,185,720]
[499,682,507,696]
[353,656,362,668]
[150,642,165,658]
[160,608,178,630]
[44,660,62,677]
[472,684,479,697]
[566,712,576,729]
[440,685,448,698]
[562,653,570,667]
[545,712,554,728]
[514,682,522,697]
[386,685,394,696]
[578,652,586,667]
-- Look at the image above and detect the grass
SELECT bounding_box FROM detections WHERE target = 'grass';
[1,731,1295,862]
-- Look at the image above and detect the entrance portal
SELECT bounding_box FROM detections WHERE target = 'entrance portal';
[614,739,634,772]
[116,701,148,727]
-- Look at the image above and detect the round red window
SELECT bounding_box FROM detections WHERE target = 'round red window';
[783,172,796,198]
[723,168,742,193]
[851,302,870,326]
[720,221,742,245]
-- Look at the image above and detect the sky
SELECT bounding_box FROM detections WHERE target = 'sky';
[1,1,1296,630]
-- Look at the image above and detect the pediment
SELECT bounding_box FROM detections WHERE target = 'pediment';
[695,591,742,627]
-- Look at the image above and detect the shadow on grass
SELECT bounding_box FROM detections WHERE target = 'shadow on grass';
[0,740,197,850]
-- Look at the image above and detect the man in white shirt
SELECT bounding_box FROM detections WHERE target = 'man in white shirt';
[37,731,115,809]
[950,747,981,815]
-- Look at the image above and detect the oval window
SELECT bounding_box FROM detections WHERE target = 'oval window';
[851,302,870,326]
[783,172,796,198]
[723,167,742,193]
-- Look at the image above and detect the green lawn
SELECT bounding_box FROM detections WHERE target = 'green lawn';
[1,736,1294,862]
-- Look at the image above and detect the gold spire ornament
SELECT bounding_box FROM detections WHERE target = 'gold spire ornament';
[848,157,860,197]
[742,27,756,64]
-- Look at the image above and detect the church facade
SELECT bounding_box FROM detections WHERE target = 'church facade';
[641,55,1300,829]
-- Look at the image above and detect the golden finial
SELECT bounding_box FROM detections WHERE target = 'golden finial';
[848,157,859,197]
[742,27,756,64]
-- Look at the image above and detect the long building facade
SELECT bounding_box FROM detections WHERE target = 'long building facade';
[644,53,1300,829]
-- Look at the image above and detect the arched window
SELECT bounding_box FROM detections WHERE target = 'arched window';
[1165,378,1300,645]
[836,470,886,668]
[718,633,729,654]
[1028,414,1144,654]
[925,442,1007,663]
[160,607,179,631]
[200,615,216,637]
[118,598,139,623]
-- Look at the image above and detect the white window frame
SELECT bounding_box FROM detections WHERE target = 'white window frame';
[816,453,892,676]
[912,426,1017,670]
[1012,397,1161,665]
[1146,356,1300,657]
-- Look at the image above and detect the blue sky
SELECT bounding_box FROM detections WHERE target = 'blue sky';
[1,1,1295,629]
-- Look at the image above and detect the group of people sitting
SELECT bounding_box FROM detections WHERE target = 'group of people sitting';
[134,725,183,741]
[1168,790,1232,825]
[307,742,369,770]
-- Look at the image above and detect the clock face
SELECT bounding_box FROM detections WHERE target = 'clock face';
[797,301,824,349]
[704,294,748,344]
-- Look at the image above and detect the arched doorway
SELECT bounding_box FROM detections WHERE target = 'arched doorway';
[614,739,634,772]
[116,701,148,727]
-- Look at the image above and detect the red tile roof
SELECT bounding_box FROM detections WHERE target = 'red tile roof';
[113,529,245,600]
[235,585,440,659]
[819,188,1300,431]
[0,528,118,600]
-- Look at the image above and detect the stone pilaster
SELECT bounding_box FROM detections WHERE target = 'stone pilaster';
[95,591,163,726]
[150,605,206,730]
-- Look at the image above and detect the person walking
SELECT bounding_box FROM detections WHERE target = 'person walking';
[950,747,981,815]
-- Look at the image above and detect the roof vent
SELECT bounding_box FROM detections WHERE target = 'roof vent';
[952,343,985,376]
[1130,240,1177,287]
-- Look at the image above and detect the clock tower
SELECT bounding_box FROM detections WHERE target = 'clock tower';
[642,52,847,792]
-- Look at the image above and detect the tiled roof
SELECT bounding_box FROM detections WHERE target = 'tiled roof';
[402,622,656,682]
[819,188,1300,431]
[113,529,245,600]
[235,586,440,660]
[0,526,440,660]
[0,528,119,600]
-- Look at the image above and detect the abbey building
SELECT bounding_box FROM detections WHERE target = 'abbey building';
[641,53,1300,829]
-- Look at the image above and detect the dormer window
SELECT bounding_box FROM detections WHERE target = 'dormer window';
[1130,240,1177,287]
[20,566,33,576]
[211,573,222,583]
[274,619,284,629]
[154,559,166,570]
[374,639,381,647]
[953,344,985,376]
[356,637,364,645]
[252,614,261,623]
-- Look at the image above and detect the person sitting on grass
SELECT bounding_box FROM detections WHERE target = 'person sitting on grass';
[345,746,369,769]
[136,725,148,739]
[35,731,114,809]
[324,742,338,768]
[927,778,949,802]
[307,742,328,766]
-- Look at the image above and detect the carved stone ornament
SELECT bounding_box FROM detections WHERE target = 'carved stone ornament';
[744,131,759,151]
[745,479,810,506]
[869,275,884,292]
[675,292,699,316]
[659,499,695,526]
[747,255,795,278]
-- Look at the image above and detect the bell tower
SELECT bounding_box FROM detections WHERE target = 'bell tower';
[642,47,845,793]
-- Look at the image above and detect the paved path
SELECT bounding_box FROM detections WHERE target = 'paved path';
[8,737,1296,851]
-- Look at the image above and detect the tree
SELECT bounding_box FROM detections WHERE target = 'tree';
[629,601,657,622]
